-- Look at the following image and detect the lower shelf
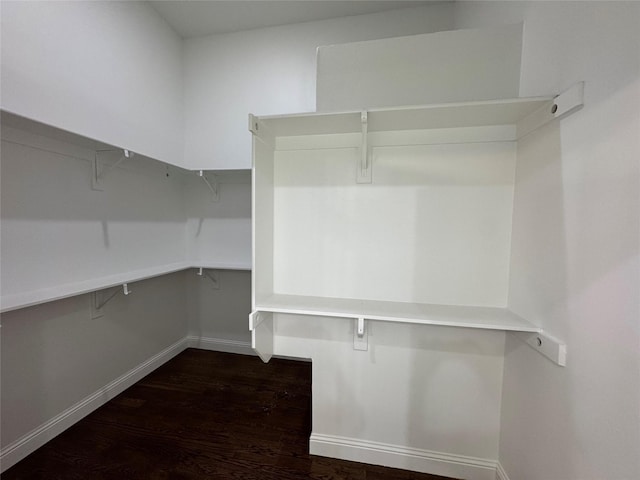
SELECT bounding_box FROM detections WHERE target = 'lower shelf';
[255,294,540,333]
[253,294,567,366]
[1,261,252,313]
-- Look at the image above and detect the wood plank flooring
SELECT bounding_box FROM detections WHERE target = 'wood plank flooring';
[3,349,456,479]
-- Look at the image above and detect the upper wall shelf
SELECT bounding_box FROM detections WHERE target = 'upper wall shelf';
[252,97,552,138]
[251,83,584,141]
[1,111,253,314]
[1,111,253,176]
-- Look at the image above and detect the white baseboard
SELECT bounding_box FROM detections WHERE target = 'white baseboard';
[187,335,255,356]
[496,461,511,480]
[310,433,499,480]
[0,337,189,473]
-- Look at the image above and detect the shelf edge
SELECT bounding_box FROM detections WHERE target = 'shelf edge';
[1,262,253,313]
[253,303,540,333]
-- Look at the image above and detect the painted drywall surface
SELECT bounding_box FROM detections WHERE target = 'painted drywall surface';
[183,173,252,269]
[272,140,517,307]
[0,126,187,298]
[274,315,505,461]
[455,2,640,479]
[316,23,522,111]
[186,270,252,344]
[0,272,188,450]
[182,170,252,348]
[182,3,454,170]
[0,1,183,166]
[264,16,524,475]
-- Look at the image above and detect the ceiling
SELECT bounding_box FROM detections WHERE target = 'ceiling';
[149,1,437,38]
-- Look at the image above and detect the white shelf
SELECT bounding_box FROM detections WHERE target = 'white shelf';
[256,294,540,333]
[257,96,555,138]
[195,261,252,271]
[250,88,583,364]
[1,262,252,313]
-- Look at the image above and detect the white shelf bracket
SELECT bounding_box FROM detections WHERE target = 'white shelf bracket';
[517,82,584,138]
[92,149,134,191]
[248,114,260,135]
[249,310,265,331]
[513,330,567,367]
[357,111,372,184]
[92,283,132,316]
[248,113,275,148]
[353,317,368,351]
[198,170,219,202]
[196,267,219,289]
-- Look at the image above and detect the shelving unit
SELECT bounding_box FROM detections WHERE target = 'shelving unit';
[256,294,538,332]
[0,262,251,314]
[250,85,583,366]
[0,111,252,314]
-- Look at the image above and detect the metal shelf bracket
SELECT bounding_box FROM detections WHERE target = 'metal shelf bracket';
[196,267,219,289]
[198,170,219,202]
[92,149,134,191]
[91,283,132,317]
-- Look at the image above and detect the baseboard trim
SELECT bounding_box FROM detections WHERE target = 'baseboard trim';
[0,337,189,472]
[187,335,255,356]
[496,461,511,480]
[310,433,498,480]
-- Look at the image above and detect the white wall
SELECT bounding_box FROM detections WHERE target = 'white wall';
[186,270,252,352]
[275,316,505,480]
[182,2,454,170]
[0,122,187,301]
[272,139,517,307]
[0,272,188,468]
[183,171,252,352]
[0,1,184,166]
[316,23,522,111]
[0,117,251,469]
[454,2,640,479]
[184,172,252,269]
[261,17,526,480]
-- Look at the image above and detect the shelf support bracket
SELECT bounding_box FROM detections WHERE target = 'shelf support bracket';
[353,317,368,351]
[249,310,265,331]
[357,111,372,184]
[196,267,219,289]
[517,82,584,138]
[92,149,133,191]
[92,283,132,316]
[513,330,567,367]
[249,310,274,363]
[248,114,275,148]
[198,170,220,202]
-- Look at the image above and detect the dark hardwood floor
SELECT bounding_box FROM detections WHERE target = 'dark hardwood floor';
[4,349,456,479]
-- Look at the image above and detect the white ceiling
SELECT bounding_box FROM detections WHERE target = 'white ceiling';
[149,1,437,38]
